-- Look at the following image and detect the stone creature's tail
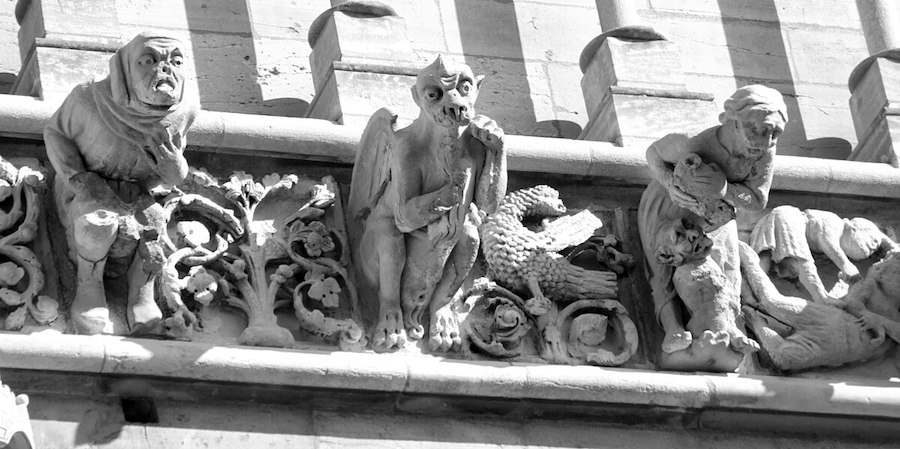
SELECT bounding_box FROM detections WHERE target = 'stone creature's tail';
[553,259,619,301]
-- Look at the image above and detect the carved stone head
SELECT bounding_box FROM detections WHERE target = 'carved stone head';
[841,217,887,260]
[412,55,485,128]
[111,32,188,111]
[655,217,713,266]
[721,85,788,157]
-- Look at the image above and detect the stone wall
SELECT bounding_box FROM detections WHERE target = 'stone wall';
[2,0,873,155]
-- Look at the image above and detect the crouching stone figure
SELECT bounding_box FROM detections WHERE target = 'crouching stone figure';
[44,32,199,334]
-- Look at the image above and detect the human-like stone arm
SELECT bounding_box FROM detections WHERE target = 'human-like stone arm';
[722,150,774,212]
[473,131,507,216]
[646,134,699,209]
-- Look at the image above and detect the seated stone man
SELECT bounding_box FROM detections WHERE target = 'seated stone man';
[44,32,199,334]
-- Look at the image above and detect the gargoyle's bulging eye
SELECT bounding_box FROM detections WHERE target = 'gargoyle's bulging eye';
[425,87,442,101]
[171,56,183,67]
[139,55,155,66]
[459,81,471,95]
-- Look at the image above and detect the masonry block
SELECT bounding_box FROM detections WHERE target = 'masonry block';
[581,37,686,120]
[849,113,900,167]
[306,63,419,129]
[16,0,119,64]
[308,3,415,94]
[579,86,717,147]
[12,43,112,100]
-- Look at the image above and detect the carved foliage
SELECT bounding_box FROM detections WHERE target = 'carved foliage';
[0,158,57,331]
[156,169,364,349]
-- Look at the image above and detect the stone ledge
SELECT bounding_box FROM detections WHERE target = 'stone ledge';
[1,333,899,422]
[0,95,899,198]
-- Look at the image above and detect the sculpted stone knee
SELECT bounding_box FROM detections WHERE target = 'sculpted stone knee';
[44,32,199,334]
[348,56,507,352]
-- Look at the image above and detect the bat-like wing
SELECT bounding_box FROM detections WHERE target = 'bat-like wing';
[347,108,399,243]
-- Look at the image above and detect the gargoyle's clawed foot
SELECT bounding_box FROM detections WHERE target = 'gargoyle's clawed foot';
[373,310,408,351]
[662,330,692,353]
[428,307,461,353]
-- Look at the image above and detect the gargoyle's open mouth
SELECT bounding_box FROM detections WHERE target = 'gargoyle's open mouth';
[154,78,177,92]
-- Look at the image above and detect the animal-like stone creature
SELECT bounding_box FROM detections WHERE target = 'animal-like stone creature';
[751,206,898,305]
[653,218,758,370]
[739,241,892,371]
[639,85,786,371]
[44,32,199,334]
[480,185,617,303]
[348,56,507,351]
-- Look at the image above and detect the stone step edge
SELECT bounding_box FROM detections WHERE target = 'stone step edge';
[1,94,899,198]
[0,332,898,420]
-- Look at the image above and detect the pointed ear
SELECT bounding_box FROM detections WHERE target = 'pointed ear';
[410,85,419,105]
[475,74,485,89]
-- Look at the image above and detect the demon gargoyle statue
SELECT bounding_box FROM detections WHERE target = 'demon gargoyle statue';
[348,55,507,352]
[44,32,199,334]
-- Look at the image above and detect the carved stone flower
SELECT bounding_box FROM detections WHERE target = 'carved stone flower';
[185,266,218,306]
[293,221,335,257]
[305,272,341,308]
[309,184,335,208]
[491,303,530,344]
[0,262,24,287]
[223,171,261,201]
[570,313,609,346]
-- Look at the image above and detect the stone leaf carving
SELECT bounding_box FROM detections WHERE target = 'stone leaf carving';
[43,32,199,335]
[0,157,57,331]
[639,85,787,372]
[173,170,365,350]
[348,55,507,352]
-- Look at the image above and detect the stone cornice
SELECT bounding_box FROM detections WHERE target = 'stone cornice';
[0,94,899,198]
[1,333,899,425]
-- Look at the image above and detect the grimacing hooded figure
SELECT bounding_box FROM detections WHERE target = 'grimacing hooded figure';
[44,32,199,335]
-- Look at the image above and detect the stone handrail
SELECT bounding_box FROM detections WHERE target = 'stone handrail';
[0,93,898,199]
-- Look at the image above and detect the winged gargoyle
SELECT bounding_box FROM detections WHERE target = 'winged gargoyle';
[348,56,507,351]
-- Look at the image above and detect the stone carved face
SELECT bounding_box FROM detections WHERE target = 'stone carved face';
[128,37,186,107]
[655,218,713,266]
[735,109,785,157]
[413,56,484,128]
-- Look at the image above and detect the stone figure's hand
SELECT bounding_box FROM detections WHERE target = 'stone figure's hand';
[668,184,698,209]
[144,129,188,185]
[433,172,466,212]
[468,115,504,151]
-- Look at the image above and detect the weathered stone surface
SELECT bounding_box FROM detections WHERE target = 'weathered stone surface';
[17,0,119,64]
[849,113,900,166]
[580,88,717,146]
[12,45,112,100]
[581,37,686,117]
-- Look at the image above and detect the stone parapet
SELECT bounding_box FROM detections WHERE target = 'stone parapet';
[0,94,897,198]
[848,51,900,166]
[306,1,419,125]
[578,26,718,146]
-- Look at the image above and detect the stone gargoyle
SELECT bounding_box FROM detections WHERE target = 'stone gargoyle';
[44,32,199,334]
[348,55,507,351]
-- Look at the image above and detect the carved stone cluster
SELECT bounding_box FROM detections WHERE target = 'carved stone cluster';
[14,33,900,377]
